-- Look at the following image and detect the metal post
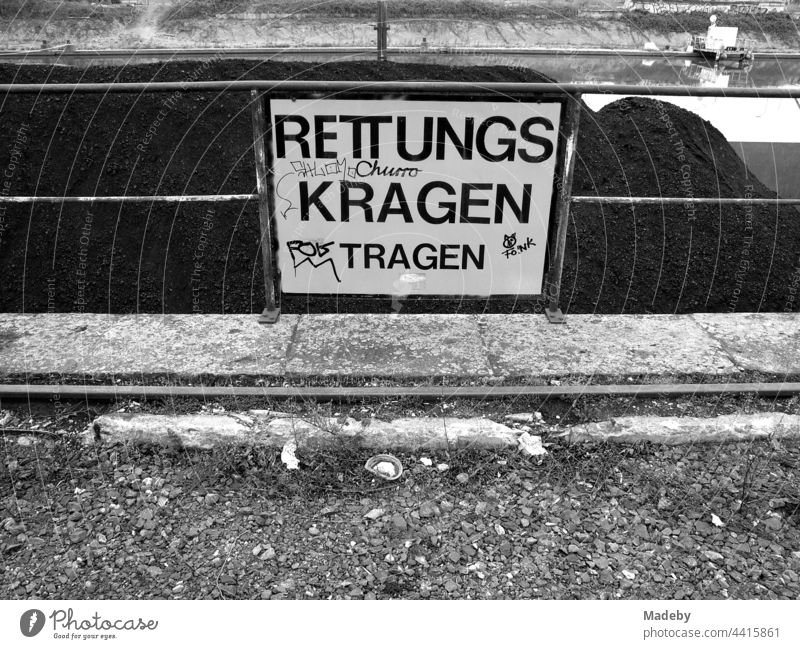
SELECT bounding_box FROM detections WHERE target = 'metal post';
[545,95,581,324]
[375,1,389,62]
[250,90,280,324]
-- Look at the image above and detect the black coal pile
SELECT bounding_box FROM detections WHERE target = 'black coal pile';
[566,96,799,314]
[0,61,796,314]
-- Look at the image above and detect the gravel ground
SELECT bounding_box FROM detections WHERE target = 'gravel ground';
[2,409,800,600]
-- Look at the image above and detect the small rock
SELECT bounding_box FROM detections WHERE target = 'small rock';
[419,457,433,467]
[205,493,219,506]
[260,546,276,560]
[703,550,724,563]
[364,508,385,520]
[622,569,636,580]
[444,580,458,593]
[419,502,440,518]
[456,473,470,484]
[391,514,407,531]
[69,530,86,544]
[764,517,782,531]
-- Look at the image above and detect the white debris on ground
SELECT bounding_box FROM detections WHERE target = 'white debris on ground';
[280,440,300,470]
[505,412,543,424]
[518,432,548,457]
[373,461,397,477]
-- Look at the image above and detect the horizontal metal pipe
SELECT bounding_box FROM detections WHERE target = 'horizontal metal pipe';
[2,194,797,207]
[0,382,798,402]
[0,80,799,97]
[2,46,798,59]
[0,47,374,58]
[0,194,257,204]
[572,196,800,206]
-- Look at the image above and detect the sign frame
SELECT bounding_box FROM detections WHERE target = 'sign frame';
[251,89,581,323]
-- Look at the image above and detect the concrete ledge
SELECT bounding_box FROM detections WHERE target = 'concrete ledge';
[83,412,800,451]
[0,314,297,376]
[284,314,491,377]
[480,314,736,377]
[89,414,519,450]
[564,413,800,445]
[1,312,798,381]
[692,314,800,374]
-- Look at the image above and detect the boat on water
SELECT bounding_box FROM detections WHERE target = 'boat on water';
[691,15,755,62]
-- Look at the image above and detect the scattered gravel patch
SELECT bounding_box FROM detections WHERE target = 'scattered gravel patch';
[2,429,799,599]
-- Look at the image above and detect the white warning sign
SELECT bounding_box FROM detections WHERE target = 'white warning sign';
[268,98,562,296]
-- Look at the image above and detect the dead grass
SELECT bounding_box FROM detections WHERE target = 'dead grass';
[168,0,614,21]
[0,0,132,20]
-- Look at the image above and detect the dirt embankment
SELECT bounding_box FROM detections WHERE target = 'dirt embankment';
[1,8,798,50]
[0,60,797,315]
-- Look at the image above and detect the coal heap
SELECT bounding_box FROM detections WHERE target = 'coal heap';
[0,61,796,314]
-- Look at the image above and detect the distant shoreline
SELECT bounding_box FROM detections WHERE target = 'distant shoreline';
[0,8,798,53]
[2,46,800,60]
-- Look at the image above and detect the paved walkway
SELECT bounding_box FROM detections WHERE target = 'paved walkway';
[0,313,798,380]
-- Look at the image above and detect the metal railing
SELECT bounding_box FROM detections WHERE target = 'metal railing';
[2,81,800,96]
[1,80,799,322]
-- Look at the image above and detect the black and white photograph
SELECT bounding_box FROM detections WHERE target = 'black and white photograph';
[0,0,799,646]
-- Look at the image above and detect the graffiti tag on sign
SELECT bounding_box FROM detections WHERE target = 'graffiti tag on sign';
[286,240,341,283]
[501,232,536,258]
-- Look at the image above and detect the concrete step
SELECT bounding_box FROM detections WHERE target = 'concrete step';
[0,312,797,381]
